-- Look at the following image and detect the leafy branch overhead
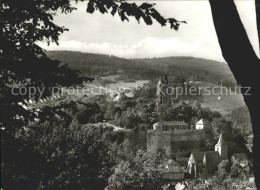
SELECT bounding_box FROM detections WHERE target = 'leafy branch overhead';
[84,0,186,30]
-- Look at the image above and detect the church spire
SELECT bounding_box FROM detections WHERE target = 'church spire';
[163,73,168,83]
[217,133,225,145]
[203,153,207,165]
[215,133,227,160]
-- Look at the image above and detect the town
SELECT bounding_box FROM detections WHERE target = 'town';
[2,0,259,189]
[144,74,253,189]
[12,74,254,189]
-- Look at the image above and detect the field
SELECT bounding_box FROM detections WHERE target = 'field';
[191,82,245,114]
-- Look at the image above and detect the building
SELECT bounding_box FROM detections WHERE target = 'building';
[187,151,221,178]
[195,119,211,130]
[153,121,190,131]
[157,74,186,106]
[157,74,175,105]
[160,159,185,182]
[215,133,228,160]
[187,133,227,178]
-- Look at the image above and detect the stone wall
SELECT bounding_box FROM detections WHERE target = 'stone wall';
[147,131,171,156]
[147,130,206,158]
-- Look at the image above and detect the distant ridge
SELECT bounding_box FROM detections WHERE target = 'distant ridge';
[46,51,237,89]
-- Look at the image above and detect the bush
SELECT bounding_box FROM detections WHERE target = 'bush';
[107,150,165,190]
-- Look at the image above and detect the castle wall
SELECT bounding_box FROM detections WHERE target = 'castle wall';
[147,130,206,158]
[147,131,172,157]
[170,130,206,157]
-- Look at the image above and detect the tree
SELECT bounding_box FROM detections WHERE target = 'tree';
[95,112,104,123]
[85,0,186,30]
[106,150,165,190]
[217,160,230,180]
[207,1,260,186]
[2,121,118,189]
[230,162,247,179]
[0,0,86,134]
[120,111,138,129]
[75,102,102,124]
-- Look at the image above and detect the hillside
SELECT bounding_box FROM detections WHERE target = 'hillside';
[46,51,165,80]
[46,51,237,88]
[141,57,237,88]
[190,82,245,114]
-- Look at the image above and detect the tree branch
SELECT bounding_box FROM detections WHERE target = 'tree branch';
[84,0,186,30]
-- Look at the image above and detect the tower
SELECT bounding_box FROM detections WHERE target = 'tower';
[157,74,170,105]
[215,133,228,159]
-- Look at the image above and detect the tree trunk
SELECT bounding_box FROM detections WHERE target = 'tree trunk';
[256,0,260,55]
[208,0,260,187]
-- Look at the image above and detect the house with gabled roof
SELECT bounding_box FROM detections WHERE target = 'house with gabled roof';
[187,133,227,178]
[160,159,185,182]
[195,119,211,130]
[187,151,221,178]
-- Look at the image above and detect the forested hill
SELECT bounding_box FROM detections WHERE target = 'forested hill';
[140,57,236,86]
[46,51,237,88]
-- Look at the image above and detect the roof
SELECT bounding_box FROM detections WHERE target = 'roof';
[161,168,184,174]
[205,151,222,163]
[190,152,204,163]
[196,119,210,125]
[191,151,221,164]
[176,157,189,163]
[161,161,185,173]
[232,153,248,161]
[158,121,189,126]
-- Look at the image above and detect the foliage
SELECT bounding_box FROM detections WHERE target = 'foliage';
[85,0,185,30]
[217,159,230,180]
[157,101,220,124]
[90,80,223,130]
[75,102,103,124]
[107,150,165,190]
[47,51,237,89]
[228,105,252,137]
[188,161,255,190]
[230,162,247,179]
[133,82,157,100]
[2,120,118,189]
[212,118,249,158]
[1,0,257,189]
[0,0,84,133]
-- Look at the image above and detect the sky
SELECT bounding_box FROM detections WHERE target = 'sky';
[39,0,259,62]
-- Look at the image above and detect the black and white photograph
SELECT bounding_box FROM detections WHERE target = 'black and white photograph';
[1,0,260,189]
